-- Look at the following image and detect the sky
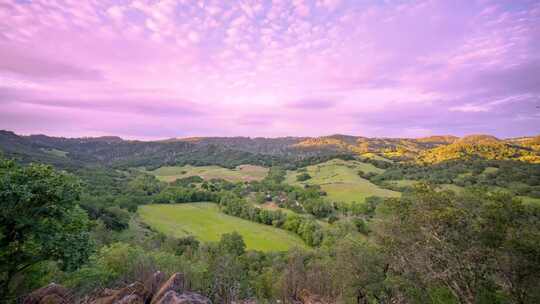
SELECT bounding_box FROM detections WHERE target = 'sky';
[1,0,539,139]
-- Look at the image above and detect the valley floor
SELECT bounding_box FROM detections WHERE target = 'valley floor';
[138,202,307,251]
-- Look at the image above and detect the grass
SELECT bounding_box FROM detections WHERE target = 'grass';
[439,184,465,193]
[146,164,268,182]
[256,202,296,215]
[388,179,418,187]
[519,196,540,205]
[285,159,400,204]
[41,148,68,157]
[138,203,306,251]
[482,167,499,174]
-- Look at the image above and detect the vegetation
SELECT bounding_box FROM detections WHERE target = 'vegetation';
[418,135,540,164]
[285,159,399,204]
[138,203,306,251]
[377,185,540,303]
[146,164,268,182]
[1,130,540,303]
[0,159,93,300]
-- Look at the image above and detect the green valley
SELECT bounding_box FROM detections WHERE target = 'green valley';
[139,203,305,251]
[285,159,400,204]
[146,164,268,182]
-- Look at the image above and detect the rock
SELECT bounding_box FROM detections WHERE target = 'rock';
[89,282,146,304]
[155,291,211,304]
[23,283,71,304]
[39,294,67,304]
[116,294,145,304]
[26,272,209,304]
[150,273,186,304]
[144,271,166,301]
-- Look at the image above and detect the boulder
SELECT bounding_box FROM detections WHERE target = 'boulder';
[150,273,186,304]
[144,271,166,301]
[116,294,145,304]
[90,282,146,304]
[154,291,211,304]
[23,283,71,304]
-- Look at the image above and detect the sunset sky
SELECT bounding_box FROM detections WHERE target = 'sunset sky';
[1,0,539,139]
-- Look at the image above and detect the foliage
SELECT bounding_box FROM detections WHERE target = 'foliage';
[0,158,93,298]
[375,184,540,304]
[296,172,311,181]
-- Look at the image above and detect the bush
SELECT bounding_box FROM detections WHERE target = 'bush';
[296,173,312,182]
[353,218,370,235]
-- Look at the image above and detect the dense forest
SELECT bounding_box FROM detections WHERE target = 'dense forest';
[1,130,540,303]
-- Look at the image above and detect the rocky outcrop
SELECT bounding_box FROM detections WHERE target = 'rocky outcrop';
[89,282,146,304]
[150,273,186,304]
[25,273,210,304]
[144,270,167,301]
[155,291,211,304]
[23,283,71,304]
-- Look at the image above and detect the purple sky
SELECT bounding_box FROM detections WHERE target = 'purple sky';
[1,0,539,139]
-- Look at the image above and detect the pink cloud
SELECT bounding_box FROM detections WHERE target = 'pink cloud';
[1,0,539,138]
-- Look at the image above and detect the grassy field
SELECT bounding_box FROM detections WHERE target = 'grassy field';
[482,167,499,174]
[139,203,306,251]
[388,179,418,187]
[41,148,68,157]
[285,159,400,204]
[519,196,540,205]
[147,164,268,182]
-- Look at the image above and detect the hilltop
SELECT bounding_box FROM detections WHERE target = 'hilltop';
[1,130,539,169]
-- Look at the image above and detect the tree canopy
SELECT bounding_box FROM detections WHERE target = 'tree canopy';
[0,158,93,299]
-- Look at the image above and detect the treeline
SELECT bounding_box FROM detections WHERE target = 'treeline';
[0,130,360,172]
[363,159,540,197]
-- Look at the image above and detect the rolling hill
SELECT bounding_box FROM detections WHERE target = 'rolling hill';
[417,134,540,164]
[1,130,539,170]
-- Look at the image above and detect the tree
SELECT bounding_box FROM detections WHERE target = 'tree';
[296,173,312,182]
[0,159,93,298]
[332,238,390,303]
[375,184,540,304]
[127,173,163,195]
[219,232,246,256]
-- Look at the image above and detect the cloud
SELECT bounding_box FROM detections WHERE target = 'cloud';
[317,0,341,11]
[0,48,104,81]
[288,98,338,110]
[188,31,201,43]
[449,104,489,113]
[1,0,539,138]
[107,5,126,21]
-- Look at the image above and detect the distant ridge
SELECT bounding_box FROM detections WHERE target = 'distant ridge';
[457,134,500,144]
[1,130,539,168]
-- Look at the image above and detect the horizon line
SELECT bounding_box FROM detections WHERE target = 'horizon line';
[2,129,538,142]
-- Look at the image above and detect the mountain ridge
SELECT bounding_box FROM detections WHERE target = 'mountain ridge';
[1,130,539,168]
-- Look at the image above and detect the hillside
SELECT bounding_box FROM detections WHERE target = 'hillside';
[285,159,400,204]
[418,134,540,164]
[1,130,539,170]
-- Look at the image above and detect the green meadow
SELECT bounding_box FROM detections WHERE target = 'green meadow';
[138,203,306,251]
[147,164,268,182]
[285,159,400,204]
